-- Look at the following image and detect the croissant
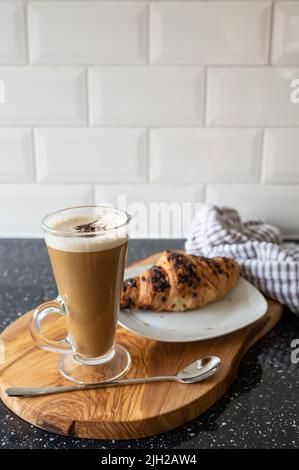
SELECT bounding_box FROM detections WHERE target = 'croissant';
[121,250,240,312]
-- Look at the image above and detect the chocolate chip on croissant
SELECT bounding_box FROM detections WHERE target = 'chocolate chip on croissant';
[121,250,240,312]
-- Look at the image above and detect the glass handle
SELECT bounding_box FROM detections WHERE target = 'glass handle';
[30,298,72,354]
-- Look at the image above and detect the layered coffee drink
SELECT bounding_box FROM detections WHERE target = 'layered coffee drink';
[45,214,128,359]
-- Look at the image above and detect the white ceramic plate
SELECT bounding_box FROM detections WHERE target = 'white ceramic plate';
[118,264,268,343]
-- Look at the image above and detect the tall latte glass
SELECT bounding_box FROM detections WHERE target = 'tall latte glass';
[30,205,131,384]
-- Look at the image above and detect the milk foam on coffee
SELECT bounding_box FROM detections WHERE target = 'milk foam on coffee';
[45,214,127,253]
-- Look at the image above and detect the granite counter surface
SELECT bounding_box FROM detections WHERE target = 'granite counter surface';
[0,239,298,449]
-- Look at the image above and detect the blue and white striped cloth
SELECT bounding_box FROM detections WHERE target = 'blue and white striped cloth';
[185,204,299,315]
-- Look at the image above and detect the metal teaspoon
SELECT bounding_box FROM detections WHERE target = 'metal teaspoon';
[6,356,221,397]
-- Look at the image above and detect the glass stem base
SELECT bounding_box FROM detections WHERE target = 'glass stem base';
[58,344,131,385]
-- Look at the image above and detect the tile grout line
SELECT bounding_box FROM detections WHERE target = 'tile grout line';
[0,64,298,68]
[85,67,90,127]
[91,185,96,205]
[147,1,151,66]
[147,128,151,184]
[268,0,275,65]
[30,127,38,183]
[259,128,267,184]
[202,66,208,127]
[202,184,207,204]
[23,0,30,65]
[0,124,299,129]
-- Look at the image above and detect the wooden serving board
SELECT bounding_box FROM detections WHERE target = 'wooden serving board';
[0,253,283,440]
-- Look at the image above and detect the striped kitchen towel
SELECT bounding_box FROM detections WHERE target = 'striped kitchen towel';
[185,204,299,315]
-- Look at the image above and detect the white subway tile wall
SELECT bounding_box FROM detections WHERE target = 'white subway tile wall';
[0,67,86,126]
[94,184,204,238]
[0,184,92,237]
[206,67,299,126]
[150,2,271,65]
[272,2,299,64]
[206,184,299,237]
[149,128,262,183]
[89,67,205,126]
[262,128,299,183]
[28,2,148,65]
[0,0,298,238]
[35,128,148,183]
[0,1,27,65]
[0,129,34,182]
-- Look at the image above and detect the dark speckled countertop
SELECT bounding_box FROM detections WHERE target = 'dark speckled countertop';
[0,239,298,449]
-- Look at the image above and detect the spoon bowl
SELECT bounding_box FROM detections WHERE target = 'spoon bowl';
[176,356,221,383]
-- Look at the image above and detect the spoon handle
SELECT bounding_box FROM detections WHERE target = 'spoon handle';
[6,356,220,397]
[6,376,177,397]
